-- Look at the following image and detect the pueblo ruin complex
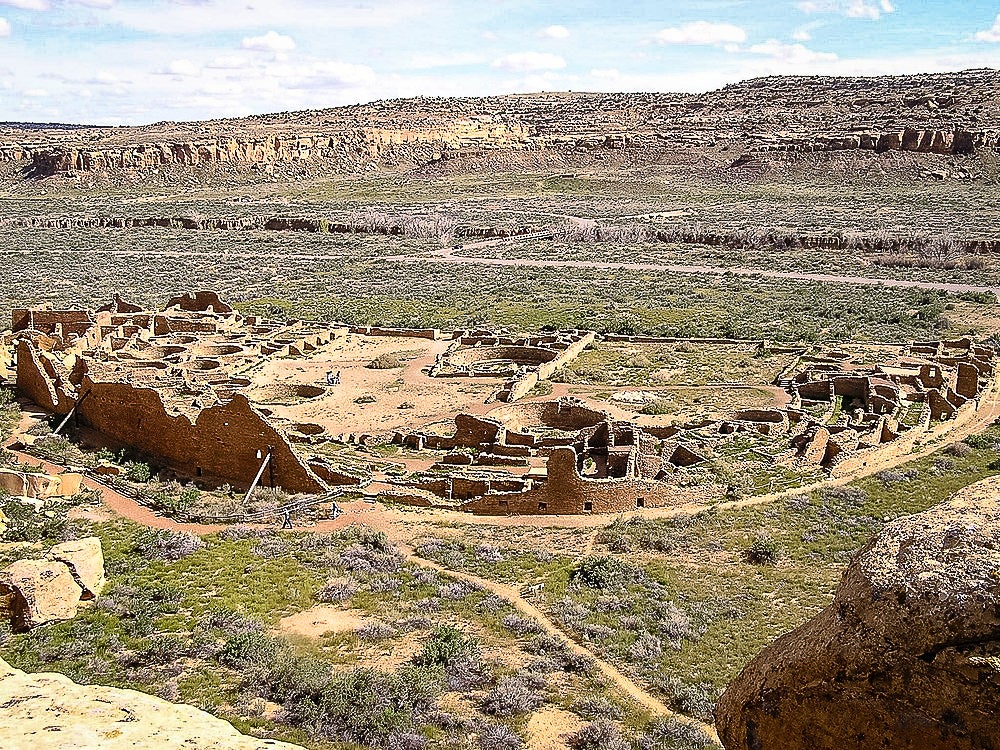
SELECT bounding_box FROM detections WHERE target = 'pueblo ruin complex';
[6,292,995,516]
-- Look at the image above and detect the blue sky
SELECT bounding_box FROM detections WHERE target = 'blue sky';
[2,1,1000,124]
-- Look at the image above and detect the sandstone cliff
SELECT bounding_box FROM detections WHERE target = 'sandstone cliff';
[4,68,1000,178]
[715,477,1000,750]
[0,656,304,750]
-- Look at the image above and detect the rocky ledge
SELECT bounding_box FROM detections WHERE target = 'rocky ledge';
[715,476,1000,750]
[0,656,304,750]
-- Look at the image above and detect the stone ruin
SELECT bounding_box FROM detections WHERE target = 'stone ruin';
[6,295,995,516]
[387,338,994,514]
[430,330,595,402]
[12,292,337,494]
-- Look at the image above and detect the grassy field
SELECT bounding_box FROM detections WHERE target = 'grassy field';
[1,226,992,343]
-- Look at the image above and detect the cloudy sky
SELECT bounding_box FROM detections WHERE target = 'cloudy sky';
[2,0,1000,125]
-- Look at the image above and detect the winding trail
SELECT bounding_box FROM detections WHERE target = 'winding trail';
[400,544,721,741]
[384,248,1000,296]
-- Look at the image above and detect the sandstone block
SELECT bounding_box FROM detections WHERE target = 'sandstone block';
[46,536,105,600]
[1,559,82,632]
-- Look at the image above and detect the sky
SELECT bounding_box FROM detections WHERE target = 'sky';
[2,1,1000,125]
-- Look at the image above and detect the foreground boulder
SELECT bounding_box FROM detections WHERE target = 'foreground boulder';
[0,536,106,631]
[47,536,106,599]
[1,559,81,632]
[716,477,1000,750]
[0,657,304,749]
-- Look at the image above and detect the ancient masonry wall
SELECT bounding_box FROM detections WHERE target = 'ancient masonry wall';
[76,379,325,493]
[460,447,709,515]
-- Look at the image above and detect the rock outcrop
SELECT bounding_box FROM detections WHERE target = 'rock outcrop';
[0,537,106,632]
[5,69,1000,178]
[715,478,1000,750]
[0,657,304,750]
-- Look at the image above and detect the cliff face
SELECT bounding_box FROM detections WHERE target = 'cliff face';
[5,120,541,176]
[4,68,1000,177]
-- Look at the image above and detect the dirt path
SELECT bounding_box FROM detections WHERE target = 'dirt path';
[400,545,721,742]
[384,250,1000,296]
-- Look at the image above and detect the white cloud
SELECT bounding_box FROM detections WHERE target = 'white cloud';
[797,1,895,19]
[492,51,566,72]
[653,21,747,46]
[22,87,48,96]
[974,15,1000,43]
[207,54,250,70]
[792,20,824,41]
[0,16,9,35]
[279,59,376,90]
[242,30,296,54]
[539,24,570,39]
[161,58,200,77]
[0,0,48,10]
[103,0,426,34]
[749,39,838,64]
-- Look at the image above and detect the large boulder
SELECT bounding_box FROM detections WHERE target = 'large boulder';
[716,477,1000,750]
[47,536,105,599]
[0,559,82,632]
[0,657,304,749]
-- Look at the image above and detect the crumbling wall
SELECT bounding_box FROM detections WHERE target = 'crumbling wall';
[76,379,324,493]
[163,291,233,314]
[16,340,75,414]
[460,447,708,515]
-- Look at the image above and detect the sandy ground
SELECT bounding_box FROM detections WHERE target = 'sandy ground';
[526,707,586,750]
[278,605,369,638]
[253,334,498,436]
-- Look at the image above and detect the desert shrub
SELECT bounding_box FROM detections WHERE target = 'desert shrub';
[969,430,1000,451]
[571,556,631,589]
[338,543,403,574]
[415,626,479,669]
[628,632,663,661]
[357,621,396,641]
[367,353,405,369]
[198,607,263,635]
[651,676,716,722]
[0,497,67,542]
[438,581,478,600]
[478,722,523,750]
[125,461,153,483]
[943,441,973,458]
[132,528,205,561]
[482,675,545,717]
[502,613,543,635]
[742,535,780,565]
[638,718,717,750]
[315,578,358,603]
[875,469,918,486]
[572,697,624,722]
[641,399,673,416]
[818,485,869,506]
[569,721,628,750]
[255,660,439,746]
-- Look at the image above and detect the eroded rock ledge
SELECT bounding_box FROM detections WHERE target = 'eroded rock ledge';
[715,477,1000,750]
[0,657,304,750]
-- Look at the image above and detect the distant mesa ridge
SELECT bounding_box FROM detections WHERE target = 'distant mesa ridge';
[3,68,1000,176]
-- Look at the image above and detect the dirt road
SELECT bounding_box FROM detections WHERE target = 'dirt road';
[385,248,1000,296]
